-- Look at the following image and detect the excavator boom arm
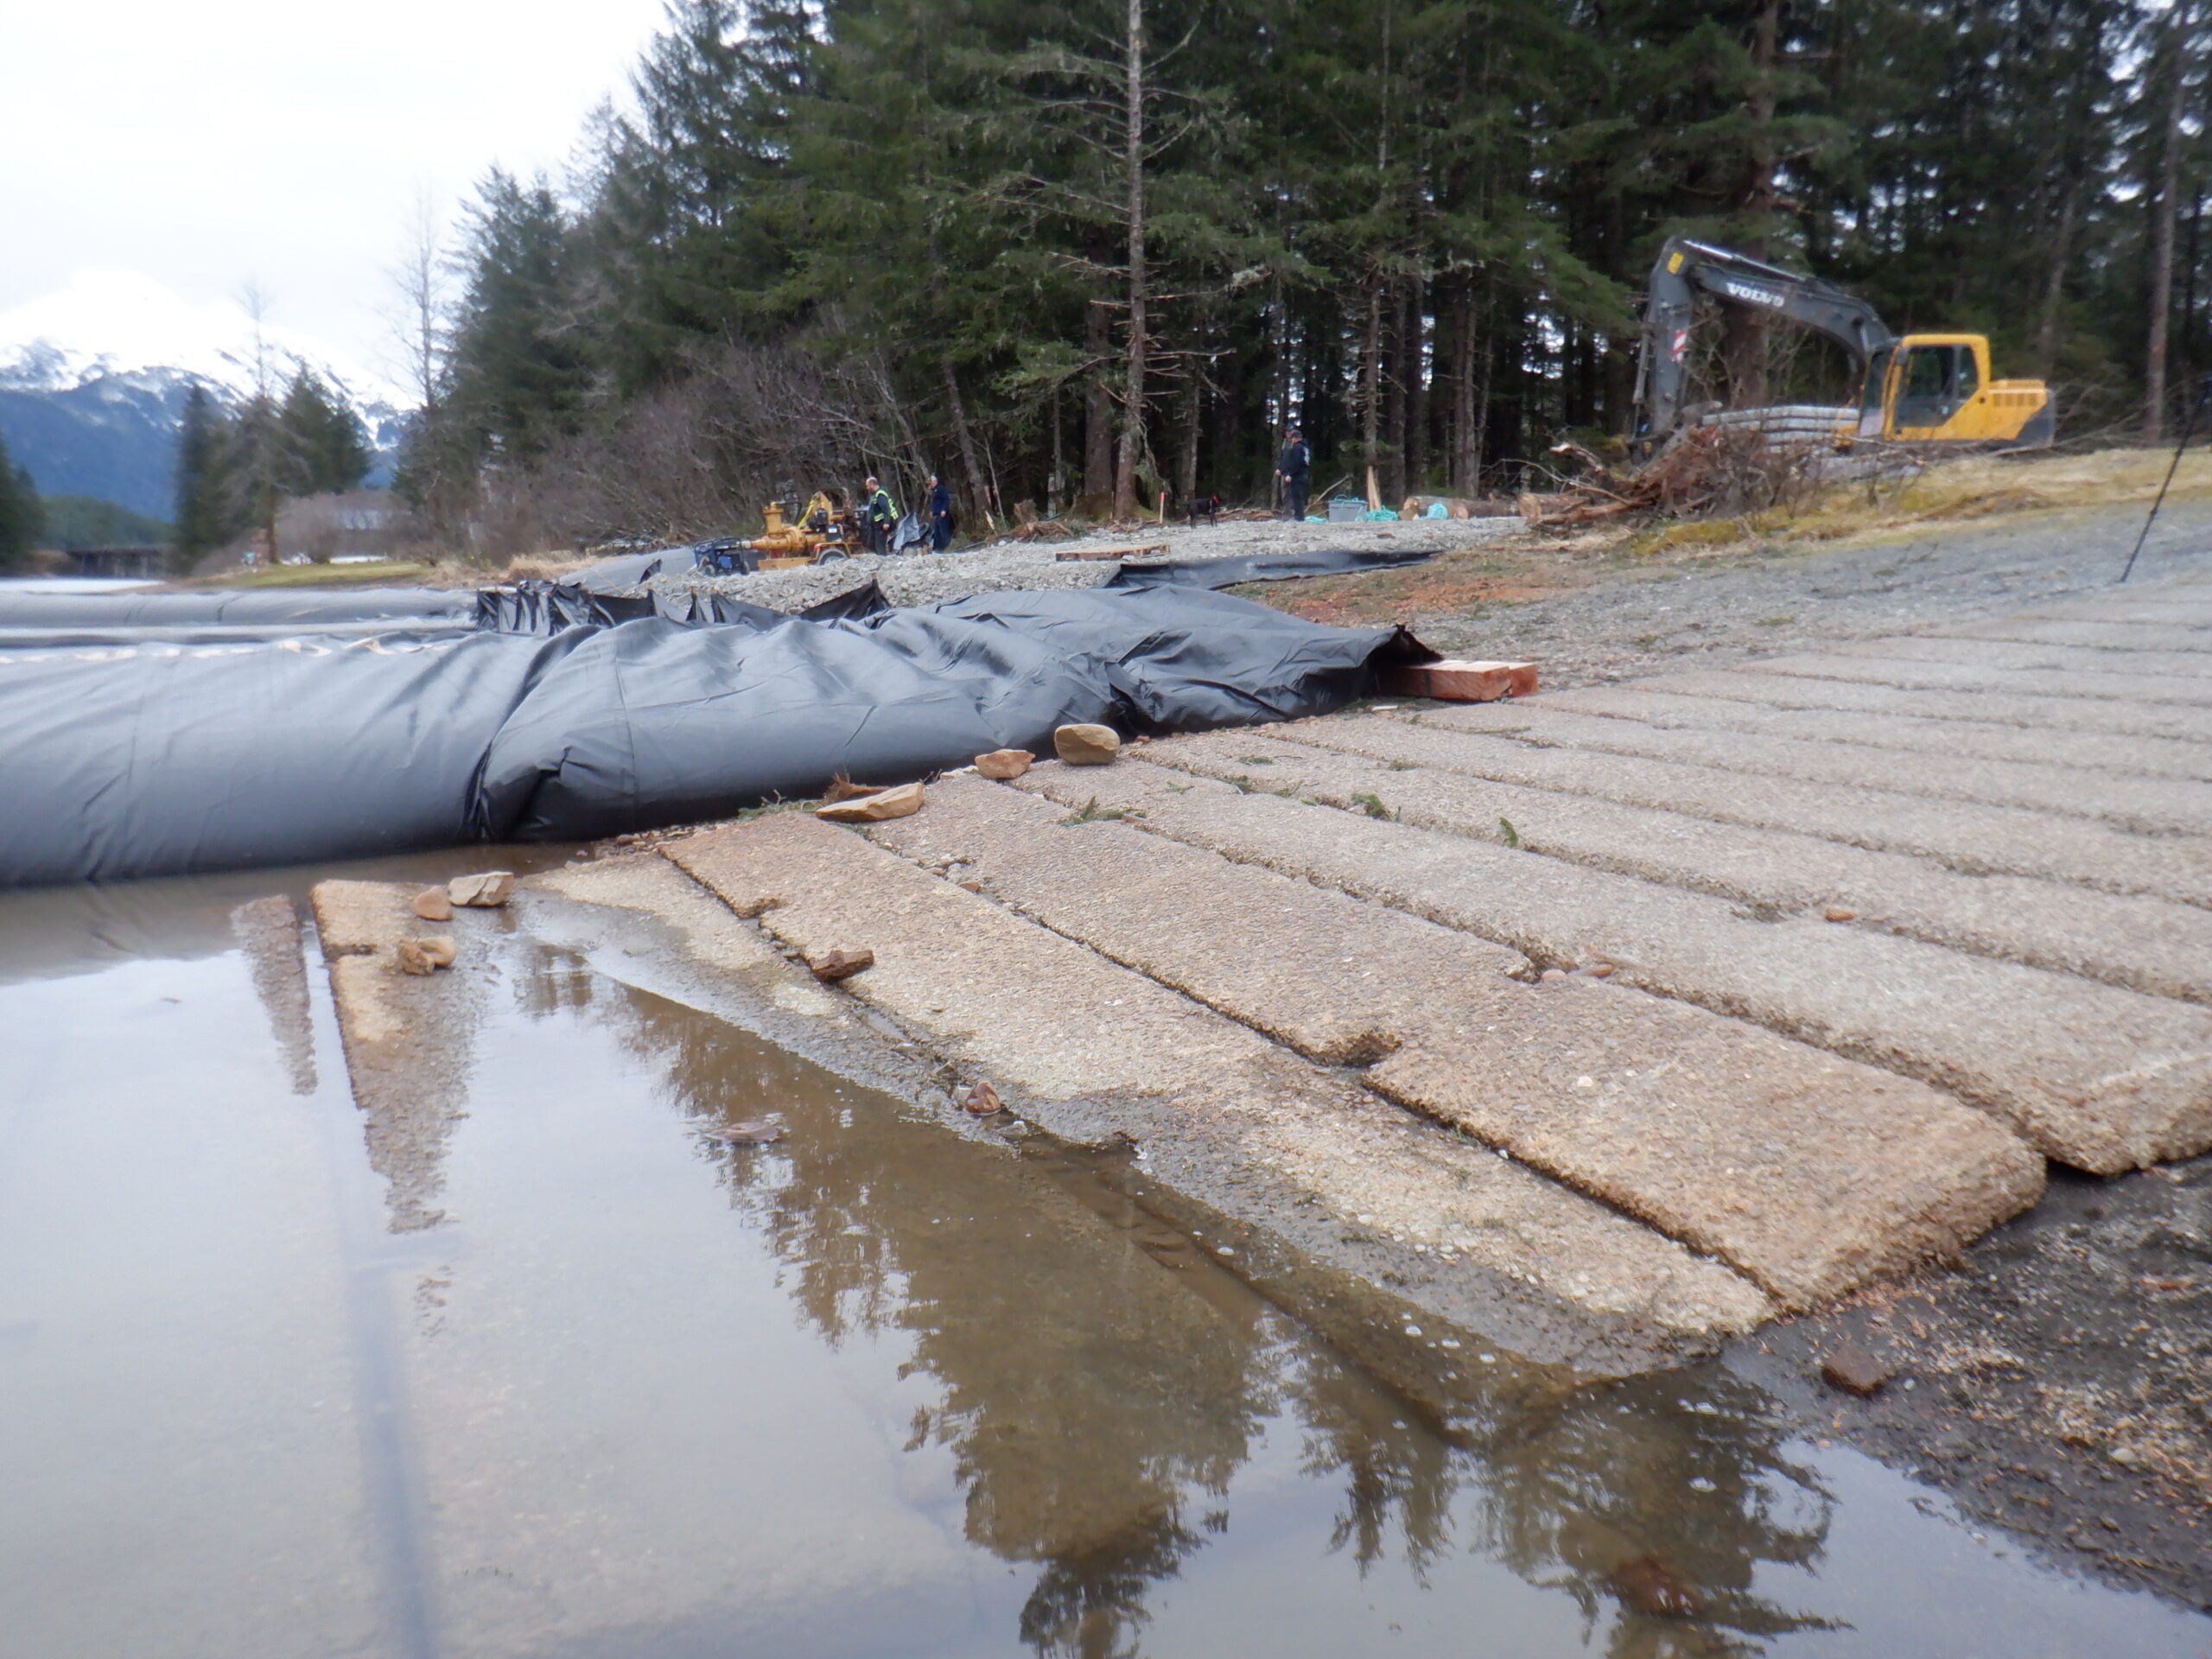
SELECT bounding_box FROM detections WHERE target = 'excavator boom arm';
[1634,238,1897,448]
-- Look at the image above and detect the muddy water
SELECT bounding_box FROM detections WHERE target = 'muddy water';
[2,863,2205,1658]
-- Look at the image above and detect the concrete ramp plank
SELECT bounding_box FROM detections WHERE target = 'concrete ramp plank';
[1826,636,2212,680]
[868,775,2039,1312]
[1123,726,2212,1005]
[664,812,1772,1367]
[1633,668,2212,743]
[1516,686,2212,783]
[1283,714,2212,908]
[1049,751,2212,1174]
[1743,652,2212,709]
[1425,702,2212,835]
[1930,620,2212,653]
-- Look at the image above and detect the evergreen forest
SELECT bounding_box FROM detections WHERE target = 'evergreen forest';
[399,0,2212,549]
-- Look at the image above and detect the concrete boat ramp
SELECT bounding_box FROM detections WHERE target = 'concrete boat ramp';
[317,571,2212,1375]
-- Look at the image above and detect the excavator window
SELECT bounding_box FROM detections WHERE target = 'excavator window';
[1894,345,1977,428]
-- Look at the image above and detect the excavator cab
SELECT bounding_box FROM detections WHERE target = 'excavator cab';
[1859,335,2052,445]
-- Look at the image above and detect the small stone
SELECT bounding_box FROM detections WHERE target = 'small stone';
[412,888,454,921]
[448,871,514,907]
[808,947,875,982]
[957,880,984,893]
[1821,1344,1896,1396]
[821,775,893,804]
[974,749,1034,780]
[1579,962,1614,977]
[1053,723,1122,766]
[1823,906,1858,922]
[962,1080,1003,1115]
[393,937,456,976]
[815,781,925,822]
[1610,1554,1703,1618]
[1539,968,1567,982]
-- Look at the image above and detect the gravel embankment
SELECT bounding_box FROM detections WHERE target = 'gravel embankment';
[645,516,1521,614]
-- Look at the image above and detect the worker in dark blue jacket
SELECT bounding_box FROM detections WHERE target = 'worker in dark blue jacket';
[926,475,954,552]
[1275,428,1311,521]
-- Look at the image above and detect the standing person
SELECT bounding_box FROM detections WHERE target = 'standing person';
[926,474,954,553]
[861,476,898,555]
[1275,427,1311,522]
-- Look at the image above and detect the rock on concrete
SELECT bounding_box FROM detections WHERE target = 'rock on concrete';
[816,781,925,822]
[666,812,1773,1369]
[1053,724,1122,765]
[1031,749,2212,1174]
[872,773,2041,1310]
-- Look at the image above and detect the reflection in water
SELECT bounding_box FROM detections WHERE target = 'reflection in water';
[516,944,1840,1656]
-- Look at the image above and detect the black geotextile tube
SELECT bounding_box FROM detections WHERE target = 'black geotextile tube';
[0,586,478,629]
[0,586,1429,887]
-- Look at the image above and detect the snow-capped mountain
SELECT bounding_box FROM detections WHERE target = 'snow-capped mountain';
[0,271,410,520]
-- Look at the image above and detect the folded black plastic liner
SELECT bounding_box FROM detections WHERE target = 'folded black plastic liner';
[1107,545,1437,589]
[0,587,1425,887]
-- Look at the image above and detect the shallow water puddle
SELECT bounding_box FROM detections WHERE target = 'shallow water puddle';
[0,873,2204,1657]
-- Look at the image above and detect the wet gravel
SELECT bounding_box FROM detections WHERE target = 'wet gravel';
[646,517,1520,614]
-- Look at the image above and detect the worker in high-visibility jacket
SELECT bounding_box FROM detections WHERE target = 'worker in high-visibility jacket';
[861,477,899,556]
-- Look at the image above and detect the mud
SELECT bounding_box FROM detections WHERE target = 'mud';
[1729,1154,2212,1609]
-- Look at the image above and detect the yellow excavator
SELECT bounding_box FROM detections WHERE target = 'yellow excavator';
[1632,237,2054,455]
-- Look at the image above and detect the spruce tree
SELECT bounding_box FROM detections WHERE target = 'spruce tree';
[280,369,372,494]
[173,382,237,566]
[0,432,41,569]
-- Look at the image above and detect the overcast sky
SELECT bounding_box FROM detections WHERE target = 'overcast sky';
[0,0,672,385]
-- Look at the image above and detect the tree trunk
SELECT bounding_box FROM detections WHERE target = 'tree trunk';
[1082,299,1115,512]
[2144,0,2194,443]
[1408,275,1429,493]
[2035,175,2079,378]
[1112,0,1148,521]
[1720,0,1780,409]
[1360,276,1383,506]
[941,357,995,530]
[1450,274,1477,493]
[1384,280,1411,504]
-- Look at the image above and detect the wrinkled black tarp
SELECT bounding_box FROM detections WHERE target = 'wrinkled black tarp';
[1107,545,1438,589]
[0,586,1427,887]
[567,550,667,593]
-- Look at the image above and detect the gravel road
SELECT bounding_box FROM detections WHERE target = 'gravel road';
[1385,498,2212,683]
[645,516,1520,613]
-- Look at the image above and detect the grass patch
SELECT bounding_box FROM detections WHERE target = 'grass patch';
[1756,614,1796,626]
[1497,816,1520,848]
[1236,754,1276,765]
[1351,791,1395,820]
[1061,797,1137,823]
[193,559,435,589]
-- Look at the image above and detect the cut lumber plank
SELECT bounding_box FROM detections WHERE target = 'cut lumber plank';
[1053,542,1170,562]
[665,813,1770,1367]
[868,775,2040,1311]
[1381,659,1539,702]
[1028,752,2212,1174]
